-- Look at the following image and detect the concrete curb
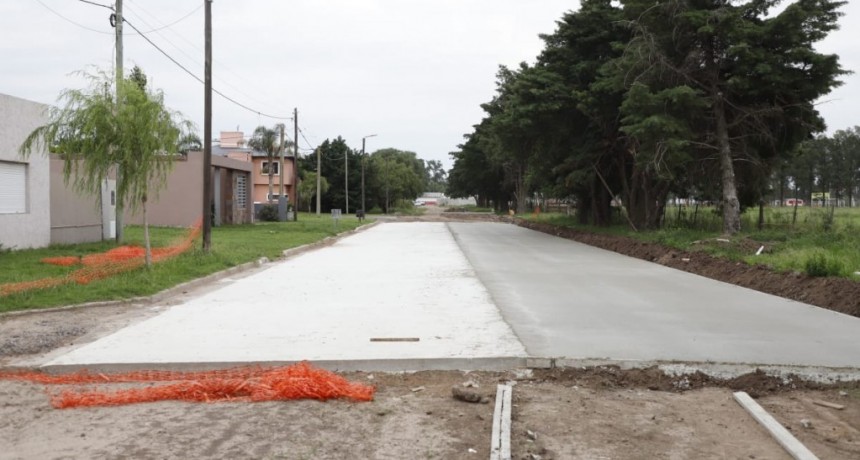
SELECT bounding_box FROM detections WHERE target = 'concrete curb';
[30,356,860,383]
[1,221,381,319]
[534,358,860,384]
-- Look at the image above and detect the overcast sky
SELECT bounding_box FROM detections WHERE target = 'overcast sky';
[3,1,859,169]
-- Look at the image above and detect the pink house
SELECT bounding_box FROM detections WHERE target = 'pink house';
[214,131,297,213]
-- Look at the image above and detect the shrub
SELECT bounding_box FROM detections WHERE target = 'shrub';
[258,205,279,222]
[804,252,846,277]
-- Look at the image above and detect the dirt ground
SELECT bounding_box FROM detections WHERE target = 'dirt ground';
[1,367,859,459]
[1,212,859,459]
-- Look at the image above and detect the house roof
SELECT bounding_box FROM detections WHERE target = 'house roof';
[210,145,294,159]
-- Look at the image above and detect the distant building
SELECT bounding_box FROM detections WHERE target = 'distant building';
[212,131,297,217]
[124,150,254,227]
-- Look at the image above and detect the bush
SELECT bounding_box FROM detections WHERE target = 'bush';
[804,252,846,277]
[258,204,279,222]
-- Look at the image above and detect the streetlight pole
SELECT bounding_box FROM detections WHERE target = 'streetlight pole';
[360,134,376,214]
[344,147,348,214]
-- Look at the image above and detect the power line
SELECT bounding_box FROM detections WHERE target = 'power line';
[123,17,293,121]
[134,3,202,34]
[54,0,204,35]
[124,0,287,118]
[77,0,112,10]
[38,0,114,34]
[298,127,317,150]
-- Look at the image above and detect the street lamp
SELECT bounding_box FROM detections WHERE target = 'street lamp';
[361,134,377,214]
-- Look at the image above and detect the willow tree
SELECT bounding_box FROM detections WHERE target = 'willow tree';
[19,68,194,266]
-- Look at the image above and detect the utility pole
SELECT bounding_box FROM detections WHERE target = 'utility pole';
[293,108,299,221]
[344,147,349,214]
[114,0,124,243]
[316,147,321,216]
[202,0,213,251]
[360,134,376,214]
[278,123,286,221]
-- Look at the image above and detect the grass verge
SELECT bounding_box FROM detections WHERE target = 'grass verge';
[0,214,367,313]
[528,208,860,280]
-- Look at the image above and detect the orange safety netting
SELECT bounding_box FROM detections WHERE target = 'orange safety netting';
[0,362,375,409]
[0,220,201,297]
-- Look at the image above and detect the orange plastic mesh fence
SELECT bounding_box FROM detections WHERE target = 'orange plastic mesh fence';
[2,220,202,297]
[0,362,375,409]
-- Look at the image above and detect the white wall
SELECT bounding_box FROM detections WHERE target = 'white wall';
[0,94,50,250]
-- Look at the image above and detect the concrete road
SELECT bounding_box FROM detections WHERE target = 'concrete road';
[41,221,860,371]
[449,222,860,368]
[44,223,526,369]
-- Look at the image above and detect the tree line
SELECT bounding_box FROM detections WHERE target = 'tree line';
[286,136,447,214]
[775,127,860,207]
[447,0,848,234]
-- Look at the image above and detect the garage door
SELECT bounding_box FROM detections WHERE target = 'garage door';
[0,161,27,214]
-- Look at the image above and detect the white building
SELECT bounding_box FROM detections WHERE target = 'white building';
[0,94,51,249]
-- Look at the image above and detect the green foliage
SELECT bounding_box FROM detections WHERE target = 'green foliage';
[804,252,847,277]
[298,171,329,213]
[450,0,848,233]
[258,204,279,222]
[19,67,194,215]
[424,159,447,193]
[531,205,860,279]
[368,148,425,212]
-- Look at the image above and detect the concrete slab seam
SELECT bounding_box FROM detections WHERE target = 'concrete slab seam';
[733,391,819,460]
[35,357,531,374]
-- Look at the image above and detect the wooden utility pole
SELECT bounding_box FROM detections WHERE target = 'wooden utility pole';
[316,147,321,216]
[293,108,299,221]
[278,123,286,221]
[202,0,213,251]
[345,146,349,214]
[114,0,124,243]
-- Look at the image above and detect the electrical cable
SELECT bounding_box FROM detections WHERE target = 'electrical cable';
[124,0,287,117]
[123,17,293,121]
[298,127,317,150]
[38,0,114,34]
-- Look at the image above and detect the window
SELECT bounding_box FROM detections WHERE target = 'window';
[0,161,27,214]
[261,161,280,176]
[267,193,287,201]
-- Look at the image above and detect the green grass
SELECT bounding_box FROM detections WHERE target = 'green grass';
[446,205,495,213]
[0,214,367,312]
[529,207,860,279]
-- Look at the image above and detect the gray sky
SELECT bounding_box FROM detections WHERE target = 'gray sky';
[3,1,859,169]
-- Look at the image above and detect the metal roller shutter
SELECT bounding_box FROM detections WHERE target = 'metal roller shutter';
[0,161,27,214]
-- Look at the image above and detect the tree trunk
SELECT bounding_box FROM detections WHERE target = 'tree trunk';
[143,194,152,268]
[514,162,527,215]
[758,199,764,231]
[714,96,741,235]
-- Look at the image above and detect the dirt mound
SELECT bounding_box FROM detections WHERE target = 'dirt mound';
[516,219,860,318]
[530,366,856,398]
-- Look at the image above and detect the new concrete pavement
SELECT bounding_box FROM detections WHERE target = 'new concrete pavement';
[449,222,860,368]
[40,222,860,372]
